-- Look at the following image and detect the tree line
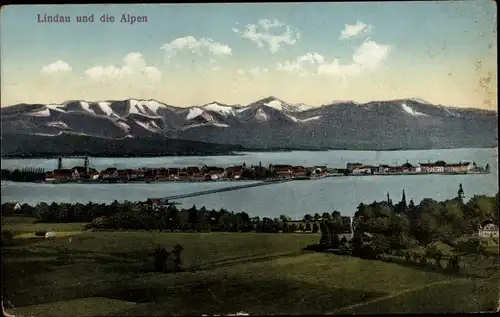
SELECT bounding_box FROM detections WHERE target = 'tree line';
[315,189,499,272]
[1,168,46,182]
[0,200,350,233]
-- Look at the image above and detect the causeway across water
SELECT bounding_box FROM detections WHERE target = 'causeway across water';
[154,178,294,201]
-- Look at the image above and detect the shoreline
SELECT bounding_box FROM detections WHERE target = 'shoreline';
[1,145,498,159]
[1,171,491,185]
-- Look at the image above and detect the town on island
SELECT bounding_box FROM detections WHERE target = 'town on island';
[1,156,491,184]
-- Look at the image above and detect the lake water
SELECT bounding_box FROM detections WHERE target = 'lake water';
[1,148,498,219]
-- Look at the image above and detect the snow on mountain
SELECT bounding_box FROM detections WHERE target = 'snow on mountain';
[46,104,67,113]
[409,98,431,105]
[116,121,131,131]
[181,122,230,130]
[186,107,204,120]
[134,119,160,132]
[33,131,63,137]
[401,103,427,116]
[97,102,115,116]
[202,102,235,116]
[286,114,321,123]
[130,99,165,113]
[331,100,358,104]
[46,121,69,129]
[31,108,51,117]
[264,99,285,111]
[255,108,269,121]
[251,97,316,113]
[300,115,321,122]
[292,103,314,112]
[80,101,95,115]
[128,99,165,117]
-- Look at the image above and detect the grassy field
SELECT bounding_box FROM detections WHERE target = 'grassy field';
[2,216,499,316]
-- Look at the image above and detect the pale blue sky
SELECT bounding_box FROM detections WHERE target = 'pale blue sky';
[1,2,497,108]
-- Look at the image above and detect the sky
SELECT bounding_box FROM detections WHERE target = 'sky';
[0,2,497,109]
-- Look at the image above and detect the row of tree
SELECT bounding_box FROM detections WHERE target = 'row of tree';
[316,188,499,269]
[1,200,348,233]
[1,168,46,182]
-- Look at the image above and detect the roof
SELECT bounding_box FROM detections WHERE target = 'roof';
[273,164,293,169]
[481,223,499,231]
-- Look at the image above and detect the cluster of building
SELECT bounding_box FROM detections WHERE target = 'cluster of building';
[345,160,488,175]
[41,156,489,183]
[44,160,330,183]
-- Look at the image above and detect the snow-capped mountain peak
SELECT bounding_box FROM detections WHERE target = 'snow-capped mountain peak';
[202,102,236,116]
[400,103,427,116]
[128,99,167,117]
[408,98,431,105]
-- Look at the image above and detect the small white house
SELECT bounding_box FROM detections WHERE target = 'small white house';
[13,203,21,211]
[45,231,57,239]
[414,164,421,173]
[478,223,499,238]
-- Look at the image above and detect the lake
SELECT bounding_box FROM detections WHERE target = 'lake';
[1,148,498,219]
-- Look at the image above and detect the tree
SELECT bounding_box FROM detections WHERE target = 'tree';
[154,246,169,272]
[312,222,319,233]
[408,199,416,211]
[313,213,321,222]
[447,255,460,273]
[303,214,313,222]
[425,244,444,268]
[320,226,329,246]
[298,223,305,232]
[188,205,198,230]
[331,233,340,249]
[370,234,390,259]
[172,244,184,271]
[34,202,51,222]
[322,212,331,221]
[339,236,351,254]
[305,223,312,232]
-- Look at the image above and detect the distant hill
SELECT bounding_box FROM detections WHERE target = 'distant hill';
[0,133,243,158]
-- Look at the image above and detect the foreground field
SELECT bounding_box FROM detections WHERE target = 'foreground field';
[2,216,499,316]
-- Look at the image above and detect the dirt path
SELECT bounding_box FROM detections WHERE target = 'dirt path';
[327,278,469,314]
[330,270,500,315]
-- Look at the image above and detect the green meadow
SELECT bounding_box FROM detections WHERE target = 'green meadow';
[2,216,498,316]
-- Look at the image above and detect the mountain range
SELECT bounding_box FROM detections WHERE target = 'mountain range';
[1,96,498,156]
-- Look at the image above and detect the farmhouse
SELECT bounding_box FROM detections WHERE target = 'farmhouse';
[478,221,499,238]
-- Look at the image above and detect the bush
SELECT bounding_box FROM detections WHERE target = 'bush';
[447,255,461,273]
[1,230,14,246]
[419,256,428,267]
[454,236,487,255]
[35,231,47,237]
[153,246,169,272]
[331,234,340,249]
[172,244,184,271]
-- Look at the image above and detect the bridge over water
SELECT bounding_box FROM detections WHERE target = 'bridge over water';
[152,179,294,201]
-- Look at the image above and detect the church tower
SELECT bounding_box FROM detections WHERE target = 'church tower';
[458,183,465,200]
